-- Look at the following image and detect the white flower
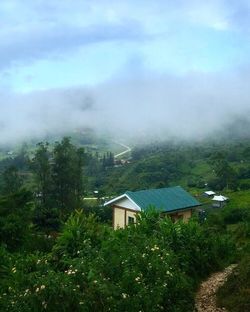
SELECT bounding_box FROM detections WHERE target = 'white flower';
[24,289,30,296]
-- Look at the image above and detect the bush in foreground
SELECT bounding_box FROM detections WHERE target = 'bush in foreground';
[0,210,234,311]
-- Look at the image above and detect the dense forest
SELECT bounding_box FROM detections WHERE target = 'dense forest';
[0,136,249,311]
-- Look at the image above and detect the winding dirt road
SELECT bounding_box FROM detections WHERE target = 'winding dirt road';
[113,142,131,158]
[195,264,237,312]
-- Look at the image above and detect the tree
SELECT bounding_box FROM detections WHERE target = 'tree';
[213,159,238,190]
[31,142,52,207]
[0,190,33,250]
[31,142,61,232]
[102,152,114,169]
[52,137,85,213]
[11,142,29,170]
[1,166,23,195]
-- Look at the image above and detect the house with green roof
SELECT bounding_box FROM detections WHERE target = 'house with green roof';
[104,186,200,229]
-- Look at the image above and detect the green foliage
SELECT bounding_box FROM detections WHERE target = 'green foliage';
[53,210,107,260]
[217,255,250,312]
[1,166,23,195]
[212,159,238,190]
[0,138,249,311]
[31,142,52,208]
[83,203,113,225]
[0,246,11,285]
[33,206,61,234]
[0,190,33,251]
[31,138,86,232]
[0,210,234,311]
[96,140,250,194]
[223,207,250,225]
[52,137,85,213]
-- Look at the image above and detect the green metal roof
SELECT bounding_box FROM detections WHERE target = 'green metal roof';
[125,186,200,213]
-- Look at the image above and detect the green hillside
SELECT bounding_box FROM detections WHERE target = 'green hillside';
[0,136,249,311]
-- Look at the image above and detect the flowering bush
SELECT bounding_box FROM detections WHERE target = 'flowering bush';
[0,209,234,311]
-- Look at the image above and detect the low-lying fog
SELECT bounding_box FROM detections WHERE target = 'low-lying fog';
[1,70,250,145]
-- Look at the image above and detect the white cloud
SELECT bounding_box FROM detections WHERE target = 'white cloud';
[0,69,250,144]
[1,0,250,75]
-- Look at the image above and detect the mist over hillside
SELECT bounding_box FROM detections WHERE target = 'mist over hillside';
[1,70,250,146]
[1,1,250,146]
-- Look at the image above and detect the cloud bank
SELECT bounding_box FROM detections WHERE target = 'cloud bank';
[1,1,250,145]
[1,69,250,145]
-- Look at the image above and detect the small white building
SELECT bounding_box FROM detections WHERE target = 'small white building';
[204,191,216,197]
[212,195,228,208]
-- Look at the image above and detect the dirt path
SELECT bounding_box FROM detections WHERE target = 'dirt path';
[195,264,237,312]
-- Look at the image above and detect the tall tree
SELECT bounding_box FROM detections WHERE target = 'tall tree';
[214,159,238,190]
[32,142,52,207]
[52,137,84,213]
[32,142,61,232]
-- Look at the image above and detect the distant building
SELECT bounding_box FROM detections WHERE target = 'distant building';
[212,195,229,208]
[204,190,216,197]
[104,186,201,229]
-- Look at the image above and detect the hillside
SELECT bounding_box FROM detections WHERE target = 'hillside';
[0,136,249,311]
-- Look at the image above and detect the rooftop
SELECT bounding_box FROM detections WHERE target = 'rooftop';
[105,186,200,213]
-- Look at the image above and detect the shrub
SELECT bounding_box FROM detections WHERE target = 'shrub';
[0,209,235,312]
[52,210,109,261]
[0,190,33,251]
[223,207,250,224]
[217,255,250,312]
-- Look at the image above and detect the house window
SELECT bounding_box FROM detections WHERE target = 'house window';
[128,216,135,224]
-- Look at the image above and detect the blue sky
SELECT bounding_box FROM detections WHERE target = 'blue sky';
[1,0,250,92]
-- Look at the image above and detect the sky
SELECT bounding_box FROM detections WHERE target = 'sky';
[1,0,250,144]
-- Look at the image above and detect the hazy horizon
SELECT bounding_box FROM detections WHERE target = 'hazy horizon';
[1,1,250,145]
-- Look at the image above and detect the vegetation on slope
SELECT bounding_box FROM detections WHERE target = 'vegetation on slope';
[0,210,234,311]
[0,136,249,311]
[217,256,250,312]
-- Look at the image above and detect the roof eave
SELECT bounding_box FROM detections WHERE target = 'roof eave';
[104,193,142,211]
[163,204,201,214]
[103,194,127,206]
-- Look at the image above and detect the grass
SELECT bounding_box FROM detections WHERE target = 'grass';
[83,198,99,207]
[217,254,250,312]
[221,190,250,210]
